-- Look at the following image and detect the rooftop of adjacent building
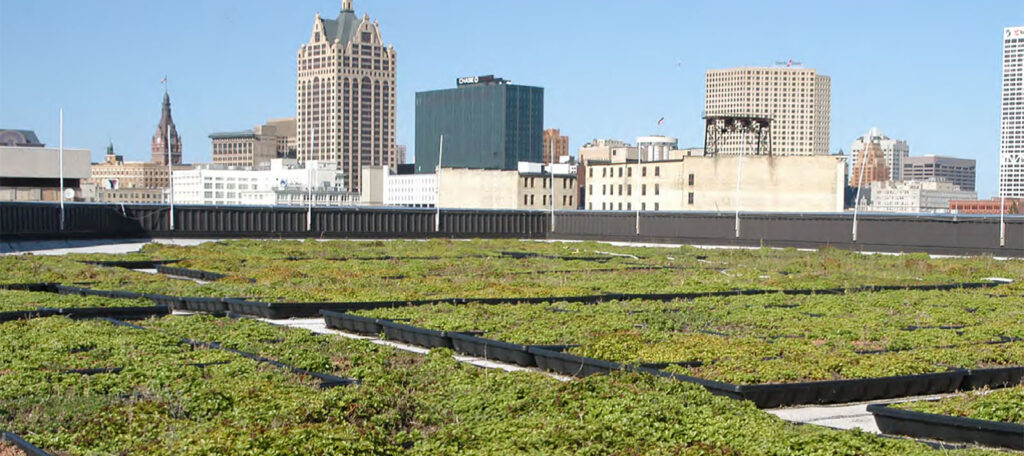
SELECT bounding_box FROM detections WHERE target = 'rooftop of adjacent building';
[0,129,44,147]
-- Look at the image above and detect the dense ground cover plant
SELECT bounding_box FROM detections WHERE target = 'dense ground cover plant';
[895,385,1024,424]
[4,240,1022,303]
[0,315,1007,455]
[359,289,1024,384]
[0,289,152,312]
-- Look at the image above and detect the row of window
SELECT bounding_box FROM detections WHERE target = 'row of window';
[522,194,575,207]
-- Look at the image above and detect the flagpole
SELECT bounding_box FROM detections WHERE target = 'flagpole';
[435,135,444,233]
[852,143,870,242]
[163,78,175,232]
[735,126,744,238]
[1000,195,1006,248]
[59,108,65,231]
[635,141,642,235]
[549,139,555,233]
[307,127,314,231]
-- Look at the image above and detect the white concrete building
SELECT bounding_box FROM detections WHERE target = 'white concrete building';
[172,159,356,206]
[637,136,678,162]
[867,180,977,214]
[850,128,909,181]
[1001,26,1024,197]
[706,66,831,156]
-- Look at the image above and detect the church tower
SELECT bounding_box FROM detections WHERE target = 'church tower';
[151,91,183,165]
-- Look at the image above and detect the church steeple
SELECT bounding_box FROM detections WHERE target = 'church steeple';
[151,91,182,165]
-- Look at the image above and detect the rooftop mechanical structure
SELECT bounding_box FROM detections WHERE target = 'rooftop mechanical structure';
[703,115,774,157]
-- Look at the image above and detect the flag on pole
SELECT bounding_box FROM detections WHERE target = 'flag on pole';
[160,77,167,84]
[657,117,665,126]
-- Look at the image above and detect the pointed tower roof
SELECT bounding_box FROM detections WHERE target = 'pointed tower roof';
[320,0,361,45]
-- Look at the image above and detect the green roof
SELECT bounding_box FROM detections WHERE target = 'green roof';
[209,130,255,140]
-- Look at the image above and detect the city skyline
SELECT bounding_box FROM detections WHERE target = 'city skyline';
[1,1,1021,198]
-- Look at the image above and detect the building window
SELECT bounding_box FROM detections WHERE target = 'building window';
[627,203,631,211]
[627,185,632,196]
[524,195,529,206]
[618,168,623,178]
[589,168,593,178]
[602,168,607,177]
[602,185,606,195]
[655,166,660,177]
[589,185,593,195]
[569,196,573,207]
[642,184,647,196]
[642,202,646,211]
[618,184,623,195]
[688,174,695,186]
[688,192,694,205]
[655,202,660,211]
[530,195,535,205]
[618,202,622,210]
[654,184,660,195]
[642,167,647,177]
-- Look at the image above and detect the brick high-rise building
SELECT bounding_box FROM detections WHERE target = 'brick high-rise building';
[297,0,396,193]
[850,140,889,188]
[705,66,831,156]
[151,92,182,165]
[543,129,569,164]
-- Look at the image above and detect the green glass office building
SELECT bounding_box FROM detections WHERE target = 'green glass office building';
[415,76,543,173]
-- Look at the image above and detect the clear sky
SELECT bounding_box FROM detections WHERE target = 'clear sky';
[1,0,1021,198]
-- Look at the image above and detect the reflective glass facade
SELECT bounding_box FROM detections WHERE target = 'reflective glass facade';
[415,83,543,173]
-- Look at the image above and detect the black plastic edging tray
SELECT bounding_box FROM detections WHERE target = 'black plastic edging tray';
[179,296,229,314]
[868,403,1024,451]
[527,347,623,377]
[0,305,170,324]
[1,431,53,456]
[727,370,969,409]
[0,283,57,293]
[961,366,1024,390]
[156,265,230,282]
[321,310,383,335]
[378,319,453,349]
[55,284,148,300]
[81,259,180,269]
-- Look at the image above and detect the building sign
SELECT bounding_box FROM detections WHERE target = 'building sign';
[457,75,496,86]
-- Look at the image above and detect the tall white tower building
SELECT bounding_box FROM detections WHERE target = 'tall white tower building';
[297,0,397,193]
[850,128,909,181]
[1001,26,1024,197]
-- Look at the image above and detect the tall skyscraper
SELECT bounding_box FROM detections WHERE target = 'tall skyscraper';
[850,128,909,181]
[297,0,397,193]
[151,92,182,165]
[705,66,831,156]
[1001,26,1024,197]
[415,75,543,173]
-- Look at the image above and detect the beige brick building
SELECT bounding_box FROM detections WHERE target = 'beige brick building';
[210,118,297,167]
[706,66,831,156]
[87,143,191,202]
[584,155,845,213]
[297,0,396,193]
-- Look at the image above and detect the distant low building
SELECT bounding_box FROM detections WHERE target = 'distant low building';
[210,118,297,167]
[172,159,356,206]
[866,180,977,214]
[949,197,1023,215]
[0,129,90,202]
[361,162,577,210]
[87,142,191,203]
[903,155,976,192]
[584,155,846,212]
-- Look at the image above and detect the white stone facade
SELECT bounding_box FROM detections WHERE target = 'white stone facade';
[705,66,831,156]
[867,180,977,214]
[297,1,397,193]
[1001,26,1024,197]
[172,159,353,206]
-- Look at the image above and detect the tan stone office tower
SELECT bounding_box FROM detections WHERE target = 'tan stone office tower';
[297,0,396,193]
[705,66,830,156]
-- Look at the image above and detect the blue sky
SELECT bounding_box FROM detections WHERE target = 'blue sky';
[1,0,1020,198]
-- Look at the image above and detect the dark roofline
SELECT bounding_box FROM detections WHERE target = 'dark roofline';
[209,130,256,140]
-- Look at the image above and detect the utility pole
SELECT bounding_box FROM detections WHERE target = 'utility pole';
[307,127,315,232]
[549,139,556,232]
[852,146,870,242]
[734,127,745,238]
